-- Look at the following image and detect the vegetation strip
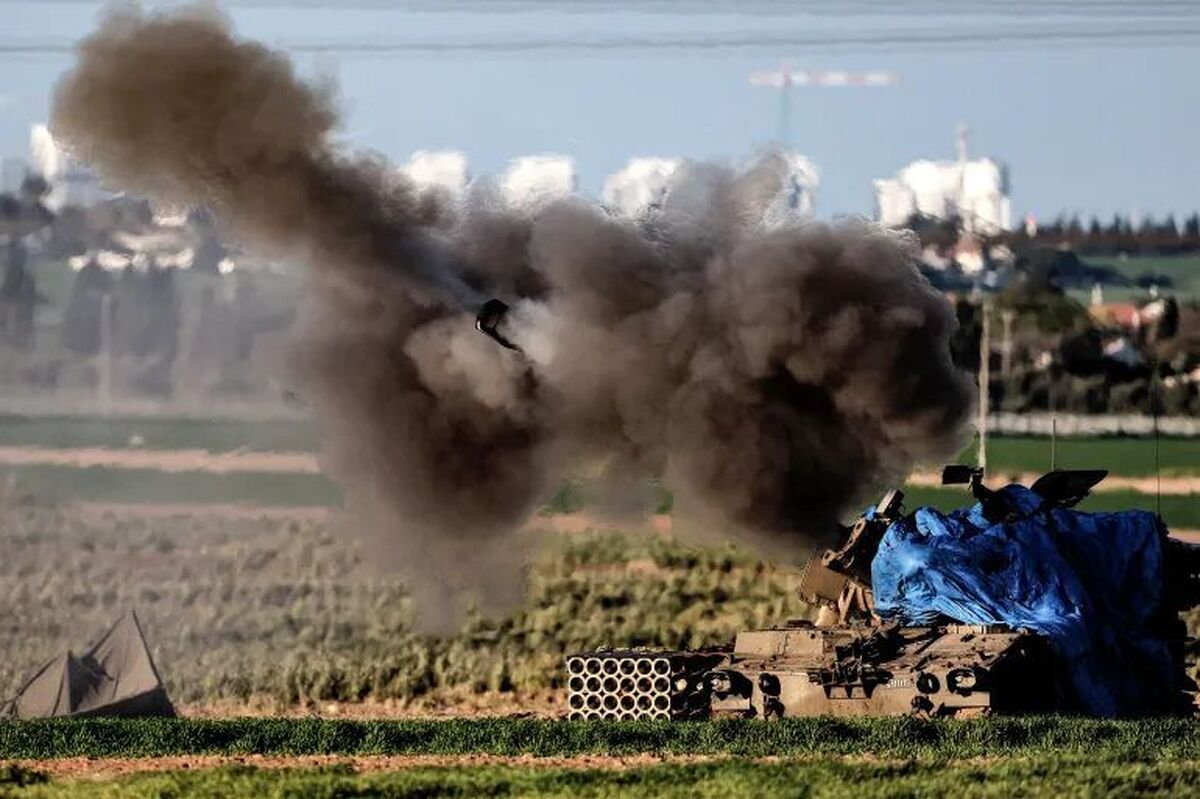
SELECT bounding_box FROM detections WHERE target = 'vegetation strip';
[0,415,317,454]
[0,464,341,507]
[4,717,1200,761]
[0,447,320,474]
[4,757,1200,797]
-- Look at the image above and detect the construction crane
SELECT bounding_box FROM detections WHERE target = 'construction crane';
[748,67,899,147]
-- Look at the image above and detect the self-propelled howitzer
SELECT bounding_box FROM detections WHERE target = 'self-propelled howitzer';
[469,298,1199,719]
[563,468,1200,720]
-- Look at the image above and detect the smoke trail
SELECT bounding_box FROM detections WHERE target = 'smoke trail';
[52,4,973,627]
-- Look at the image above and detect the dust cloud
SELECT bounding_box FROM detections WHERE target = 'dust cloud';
[51,3,973,628]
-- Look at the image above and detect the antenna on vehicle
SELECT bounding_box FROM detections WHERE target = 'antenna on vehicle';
[1048,353,1059,472]
[977,299,990,476]
[1050,413,1057,471]
[1152,354,1162,520]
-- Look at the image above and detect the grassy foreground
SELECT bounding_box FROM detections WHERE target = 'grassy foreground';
[3,717,1200,760]
[6,719,1200,798]
[5,758,1200,798]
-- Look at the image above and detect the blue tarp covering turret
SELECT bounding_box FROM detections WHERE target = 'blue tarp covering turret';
[872,467,1196,717]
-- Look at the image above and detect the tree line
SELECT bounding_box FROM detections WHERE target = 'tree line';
[1005,212,1200,257]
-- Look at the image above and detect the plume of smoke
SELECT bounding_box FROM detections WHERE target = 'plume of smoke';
[51,3,973,629]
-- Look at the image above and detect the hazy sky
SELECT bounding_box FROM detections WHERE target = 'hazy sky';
[2,0,1198,221]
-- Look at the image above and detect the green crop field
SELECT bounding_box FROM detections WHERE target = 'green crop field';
[0,431,1190,517]
[902,485,1200,530]
[958,435,1200,478]
[2,716,1200,760]
[1061,254,1200,303]
[0,464,340,507]
[1084,254,1200,302]
[0,409,1194,483]
[3,718,1200,798]
[0,414,317,453]
[5,758,1200,798]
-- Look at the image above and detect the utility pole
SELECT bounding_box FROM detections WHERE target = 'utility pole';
[748,68,898,148]
[978,300,991,474]
[1000,309,1015,378]
[98,291,113,417]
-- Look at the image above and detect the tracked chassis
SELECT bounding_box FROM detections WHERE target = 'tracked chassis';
[567,622,1055,720]
[565,469,1200,721]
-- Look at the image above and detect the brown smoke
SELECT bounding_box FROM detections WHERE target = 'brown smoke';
[52,4,973,627]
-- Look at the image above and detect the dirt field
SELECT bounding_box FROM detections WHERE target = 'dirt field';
[0,447,1196,491]
[59,503,1200,541]
[17,752,716,780]
[75,501,332,521]
[0,446,320,473]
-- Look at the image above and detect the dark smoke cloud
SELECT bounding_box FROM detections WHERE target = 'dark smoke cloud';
[52,4,973,627]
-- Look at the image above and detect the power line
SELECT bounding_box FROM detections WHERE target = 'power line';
[3,23,1199,55]
[9,0,1199,10]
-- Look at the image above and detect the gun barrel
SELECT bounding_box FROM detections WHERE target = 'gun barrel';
[475,299,521,352]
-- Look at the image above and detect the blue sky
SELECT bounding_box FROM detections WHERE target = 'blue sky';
[2,0,1198,221]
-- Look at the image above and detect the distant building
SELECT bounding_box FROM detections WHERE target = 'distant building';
[601,150,818,221]
[401,150,470,196]
[760,150,819,222]
[501,154,576,209]
[601,157,681,217]
[875,126,1011,235]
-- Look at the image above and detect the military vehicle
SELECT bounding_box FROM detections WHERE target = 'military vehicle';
[470,298,1198,719]
[563,467,1200,720]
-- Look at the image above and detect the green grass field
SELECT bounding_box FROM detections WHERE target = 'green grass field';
[1102,254,1200,297]
[8,758,1200,798]
[1067,254,1200,302]
[959,435,1200,478]
[4,719,1200,798]
[902,485,1200,529]
[0,456,1194,529]
[2,717,1200,760]
[0,411,1194,481]
[0,465,340,508]
[0,415,317,453]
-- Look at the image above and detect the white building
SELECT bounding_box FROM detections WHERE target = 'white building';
[601,157,681,217]
[501,154,577,209]
[874,127,1011,235]
[761,150,819,222]
[400,150,470,196]
[601,150,818,221]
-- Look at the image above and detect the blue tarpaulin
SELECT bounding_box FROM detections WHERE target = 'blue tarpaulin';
[872,484,1173,716]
